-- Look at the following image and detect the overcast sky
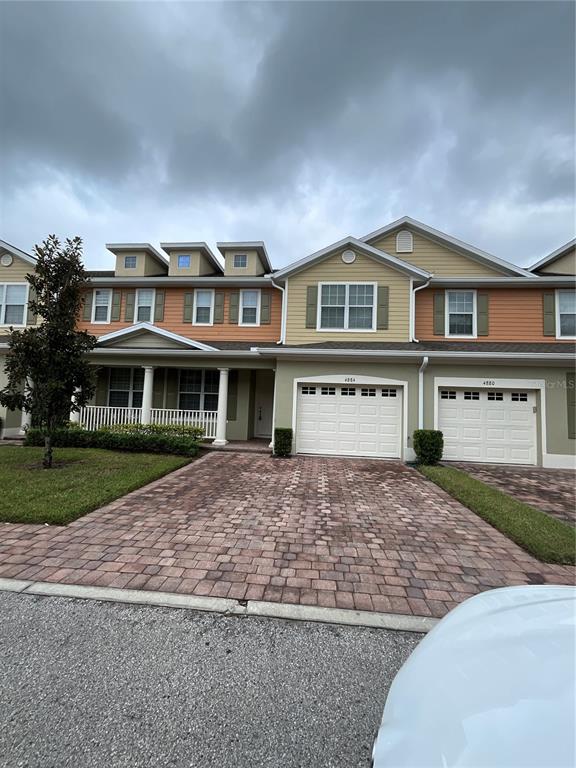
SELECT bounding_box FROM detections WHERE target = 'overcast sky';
[1,1,574,270]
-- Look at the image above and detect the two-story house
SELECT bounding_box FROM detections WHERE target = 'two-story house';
[1,219,575,468]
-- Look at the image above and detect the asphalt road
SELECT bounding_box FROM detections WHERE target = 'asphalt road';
[0,592,421,768]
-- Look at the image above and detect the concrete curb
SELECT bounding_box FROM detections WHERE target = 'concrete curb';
[0,578,437,633]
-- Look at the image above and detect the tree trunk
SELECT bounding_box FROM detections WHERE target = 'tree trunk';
[43,435,53,469]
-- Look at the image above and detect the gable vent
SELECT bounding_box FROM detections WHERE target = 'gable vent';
[396,230,413,253]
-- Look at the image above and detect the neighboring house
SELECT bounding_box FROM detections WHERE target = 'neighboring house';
[1,219,575,469]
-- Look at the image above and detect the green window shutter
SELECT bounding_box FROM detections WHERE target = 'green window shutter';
[110,290,121,322]
[27,286,38,325]
[229,291,240,324]
[95,367,108,405]
[183,292,194,323]
[305,285,318,328]
[152,367,164,409]
[227,370,238,421]
[433,292,445,336]
[260,291,271,324]
[477,293,489,336]
[214,291,225,324]
[543,293,556,336]
[154,289,165,322]
[567,372,576,439]
[165,368,179,409]
[124,290,135,322]
[82,290,93,321]
[377,285,389,330]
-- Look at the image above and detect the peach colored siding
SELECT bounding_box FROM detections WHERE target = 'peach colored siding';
[77,287,282,341]
[415,287,573,342]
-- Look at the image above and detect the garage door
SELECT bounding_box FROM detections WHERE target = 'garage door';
[296,384,402,458]
[438,388,537,465]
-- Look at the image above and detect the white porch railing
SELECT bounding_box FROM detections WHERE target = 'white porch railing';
[78,405,218,439]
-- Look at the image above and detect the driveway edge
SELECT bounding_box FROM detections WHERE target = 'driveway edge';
[0,578,437,633]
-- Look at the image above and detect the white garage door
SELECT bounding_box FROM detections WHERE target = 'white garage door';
[296,384,403,458]
[438,388,537,465]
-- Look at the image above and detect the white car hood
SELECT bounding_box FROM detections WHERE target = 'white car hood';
[372,586,576,768]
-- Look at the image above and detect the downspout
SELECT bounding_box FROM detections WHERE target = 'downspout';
[270,275,286,344]
[418,356,429,429]
[411,279,431,342]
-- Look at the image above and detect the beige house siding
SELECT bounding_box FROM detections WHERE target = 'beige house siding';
[223,250,266,276]
[102,333,188,349]
[0,252,36,336]
[114,251,167,277]
[539,248,576,275]
[371,231,504,276]
[284,249,411,344]
[166,249,218,276]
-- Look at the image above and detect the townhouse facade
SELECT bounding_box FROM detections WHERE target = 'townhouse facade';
[1,218,575,468]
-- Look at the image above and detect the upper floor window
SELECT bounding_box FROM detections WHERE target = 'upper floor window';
[194,289,214,325]
[92,288,112,323]
[240,289,260,325]
[136,289,154,322]
[178,254,191,269]
[124,255,137,269]
[234,254,248,268]
[446,290,476,337]
[396,230,413,253]
[557,290,576,338]
[0,283,27,326]
[318,283,376,331]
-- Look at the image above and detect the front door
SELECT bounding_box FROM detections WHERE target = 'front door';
[253,372,274,438]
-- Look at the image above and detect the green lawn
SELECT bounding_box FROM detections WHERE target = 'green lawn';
[419,464,575,566]
[0,447,192,525]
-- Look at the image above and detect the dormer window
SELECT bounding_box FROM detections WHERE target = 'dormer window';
[178,254,191,268]
[396,230,413,253]
[234,254,248,268]
[124,255,137,269]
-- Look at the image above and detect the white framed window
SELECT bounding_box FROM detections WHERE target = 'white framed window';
[0,283,28,326]
[239,289,261,325]
[341,387,356,396]
[108,368,144,408]
[233,254,248,268]
[464,391,480,400]
[92,289,112,323]
[361,388,376,397]
[124,255,137,269]
[382,388,398,397]
[446,290,477,337]
[440,390,456,400]
[193,289,214,325]
[487,391,504,401]
[396,230,413,253]
[136,289,155,322]
[178,254,191,269]
[179,369,219,411]
[511,392,528,402]
[301,386,317,395]
[556,289,576,339]
[320,387,336,395]
[317,282,376,331]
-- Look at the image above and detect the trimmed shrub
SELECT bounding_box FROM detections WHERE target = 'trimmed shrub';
[24,427,199,457]
[413,429,443,465]
[103,422,205,440]
[274,427,293,458]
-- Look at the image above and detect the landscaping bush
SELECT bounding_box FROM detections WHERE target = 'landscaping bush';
[103,422,205,440]
[24,427,199,457]
[413,429,444,465]
[274,427,293,457]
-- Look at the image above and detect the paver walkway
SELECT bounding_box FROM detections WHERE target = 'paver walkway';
[0,453,573,618]
[452,463,576,526]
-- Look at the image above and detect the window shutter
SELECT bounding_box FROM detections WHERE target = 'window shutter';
[305,285,318,328]
[111,290,121,322]
[543,293,556,336]
[214,291,224,324]
[183,292,194,323]
[227,370,238,421]
[229,291,239,324]
[260,291,271,324]
[124,290,135,322]
[27,286,38,325]
[377,285,389,330]
[95,368,108,406]
[154,289,165,322]
[165,368,179,409]
[83,291,93,321]
[567,372,576,440]
[433,292,445,335]
[477,293,489,336]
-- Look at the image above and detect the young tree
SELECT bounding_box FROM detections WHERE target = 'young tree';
[0,235,97,468]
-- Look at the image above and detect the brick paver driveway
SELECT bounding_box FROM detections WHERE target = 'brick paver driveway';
[0,453,573,618]
[453,463,576,526]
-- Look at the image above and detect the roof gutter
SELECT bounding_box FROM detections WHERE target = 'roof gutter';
[270,275,287,344]
[252,347,575,361]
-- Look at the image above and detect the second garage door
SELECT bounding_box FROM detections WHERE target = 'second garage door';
[438,388,537,465]
[296,384,403,458]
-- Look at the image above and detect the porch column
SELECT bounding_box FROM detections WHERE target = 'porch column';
[212,367,229,446]
[141,366,155,425]
[19,378,32,434]
[69,387,81,424]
